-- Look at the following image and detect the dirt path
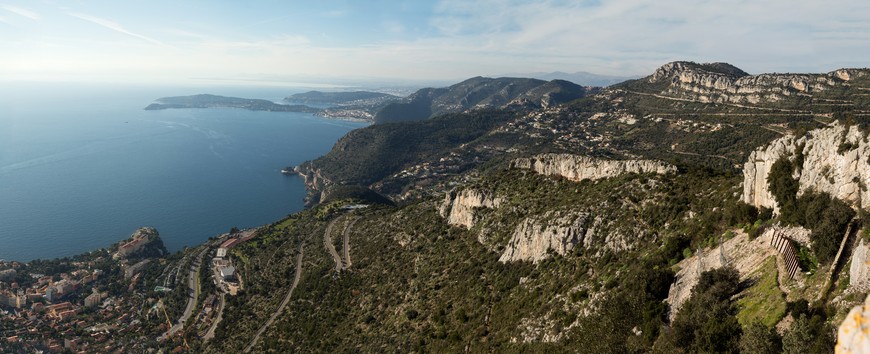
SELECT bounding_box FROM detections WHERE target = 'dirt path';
[342,217,360,269]
[244,244,304,353]
[324,217,343,273]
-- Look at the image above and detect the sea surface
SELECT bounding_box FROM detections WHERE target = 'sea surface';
[0,83,367,261]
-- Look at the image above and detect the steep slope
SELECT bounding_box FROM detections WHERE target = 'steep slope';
[202,63,870,352]
[374,77,588,124]
[621,60,868,108]
[743,122,870,211]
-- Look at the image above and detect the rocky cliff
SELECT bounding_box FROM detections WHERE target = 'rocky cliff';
[512,154,676,181]
[648,61,864,104]
[743,122,870,211]
[438,188,503,229]
[499,211,588,263]
[650,61,862,102]
[850,239,870,289]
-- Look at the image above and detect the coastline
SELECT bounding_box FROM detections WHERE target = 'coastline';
[0,89,365,262]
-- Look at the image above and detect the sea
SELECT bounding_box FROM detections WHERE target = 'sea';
[0,82,368,262]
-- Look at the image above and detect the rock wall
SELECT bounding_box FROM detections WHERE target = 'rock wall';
[851,239,870,289]
[499,212,588,263]
[512,154,676,182]
[438,188,503,229]
[650,61,864,104]
[743,122,870,211]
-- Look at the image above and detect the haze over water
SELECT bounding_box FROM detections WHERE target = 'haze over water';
[0,83,366,261]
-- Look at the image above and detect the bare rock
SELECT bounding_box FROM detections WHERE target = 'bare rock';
[438,188,503,229]
[743,122,870,212]
[836,294,870,353]
[512,154,676,181]
[499,211,588,263]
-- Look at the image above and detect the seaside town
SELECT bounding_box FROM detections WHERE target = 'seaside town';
[0,226,256,352]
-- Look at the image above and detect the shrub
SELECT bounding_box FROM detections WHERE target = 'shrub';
[739,323,782,354]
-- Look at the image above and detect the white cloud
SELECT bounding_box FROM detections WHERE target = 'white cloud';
[419,0,870,75]
[2,5,39,20]
[4,0,870,84]
[68,12,166,47]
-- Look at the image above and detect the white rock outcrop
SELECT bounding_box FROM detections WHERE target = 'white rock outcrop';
[650,61,865,104]
[512,154,676,181]
[438,188,503,229]
[851,239,870,288]
[836,294,870,354]
[743,122,870,211]
[499,212,588,263]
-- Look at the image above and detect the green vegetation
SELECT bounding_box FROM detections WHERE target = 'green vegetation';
[739,322,783,354]
[661,267,743,353]
[767,155,855,264]
[736,257,787,328]
[374,77,586,124]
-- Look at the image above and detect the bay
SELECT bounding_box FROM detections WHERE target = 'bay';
[0,83,366,261]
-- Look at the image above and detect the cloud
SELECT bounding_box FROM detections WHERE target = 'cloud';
[420,0,870,75]
[68,12,166,46]
[2,5,39,20]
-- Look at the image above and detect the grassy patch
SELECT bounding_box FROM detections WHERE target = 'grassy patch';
[736,257,787,328]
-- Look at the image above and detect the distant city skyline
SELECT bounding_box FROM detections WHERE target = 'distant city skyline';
[2,0,869,85]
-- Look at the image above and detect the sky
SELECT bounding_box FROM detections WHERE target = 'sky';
[2,0,870,85]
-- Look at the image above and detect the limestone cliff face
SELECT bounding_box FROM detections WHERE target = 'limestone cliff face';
[649,61,864,104]
[743,122,870,211]
[438,188,503,229]
[851,239,870,289]
[512,154,676,181]
[499,212,588,263]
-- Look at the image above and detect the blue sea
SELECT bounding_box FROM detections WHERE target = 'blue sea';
[0,83,367,261]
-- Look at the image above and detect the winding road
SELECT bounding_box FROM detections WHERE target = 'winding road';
[323,217,344,273]
[342,216,360,269]
[160,246,207,340]
[244,244,305,353]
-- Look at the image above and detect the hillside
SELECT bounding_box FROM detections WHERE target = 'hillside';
[373,77,589,124]
[247,62,870,352]
[9,61,870,352]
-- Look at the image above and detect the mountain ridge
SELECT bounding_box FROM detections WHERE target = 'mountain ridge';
[374,76,591,124]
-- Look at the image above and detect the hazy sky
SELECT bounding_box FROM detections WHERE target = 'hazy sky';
[2,0,869,85]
